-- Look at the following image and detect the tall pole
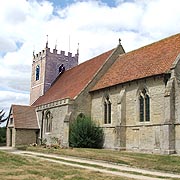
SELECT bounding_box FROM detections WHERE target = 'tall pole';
[69,35,71,52]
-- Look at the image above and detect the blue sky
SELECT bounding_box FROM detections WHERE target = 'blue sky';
[0,0,180,125]
[45,0,117,8]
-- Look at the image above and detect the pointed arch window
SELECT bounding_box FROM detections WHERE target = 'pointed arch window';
[104,95,111,124]
[139,88,150,122]
[36,65,40,81]
[45,111,52,133]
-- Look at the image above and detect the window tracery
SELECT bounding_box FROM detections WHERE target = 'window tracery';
[104,95,111,124]
[139,88,150,122]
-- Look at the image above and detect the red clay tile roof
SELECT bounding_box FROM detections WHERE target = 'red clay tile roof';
[33,49,114,106]
[12,105,39,129]
[92,33,180,91]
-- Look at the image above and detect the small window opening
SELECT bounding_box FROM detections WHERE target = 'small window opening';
[59,64,65,74]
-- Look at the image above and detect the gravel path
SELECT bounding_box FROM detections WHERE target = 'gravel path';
[1,147,180,180]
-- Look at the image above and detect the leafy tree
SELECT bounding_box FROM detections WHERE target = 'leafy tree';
[0,110,7,145]
[69,114,104,148]
[0,110,7,125]
[0,127,6,144]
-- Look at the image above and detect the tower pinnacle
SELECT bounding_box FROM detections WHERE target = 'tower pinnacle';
[55,39,57,50]
[77,43,79,55]
[119,38,121,45]
[46,35,48,48]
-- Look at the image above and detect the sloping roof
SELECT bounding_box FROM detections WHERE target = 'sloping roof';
[92,33,180,91]
[33,48,114,106]
[12,105,39,129]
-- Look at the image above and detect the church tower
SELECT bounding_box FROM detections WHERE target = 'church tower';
[30,41,79,105]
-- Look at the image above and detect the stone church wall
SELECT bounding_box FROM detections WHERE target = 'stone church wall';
[175,126,180,153]
[91,76,177,153]
[174,55,180,154]
[36,98,74,146]
[125,77,166,153]
[44,105,69,144]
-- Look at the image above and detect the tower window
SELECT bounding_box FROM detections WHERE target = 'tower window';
[139,88,150,122]
[59,64,65,74]
[36,65,40,81]
[104,95,111,124]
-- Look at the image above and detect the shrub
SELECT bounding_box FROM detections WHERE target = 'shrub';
[69,115,104,148]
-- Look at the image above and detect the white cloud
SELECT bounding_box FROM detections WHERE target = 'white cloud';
[0,91,29,118]
[0,0,180,119]
[0,37,17,53]
[140,0,180,38]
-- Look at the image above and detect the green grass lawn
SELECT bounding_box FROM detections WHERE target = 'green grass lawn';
[27,146,180,174]
[0,151,133,180]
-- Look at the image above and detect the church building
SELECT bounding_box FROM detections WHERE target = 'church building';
[6,33,180,154]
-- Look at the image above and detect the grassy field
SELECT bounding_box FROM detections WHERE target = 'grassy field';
[0,151,134,180]
[27,146,180,174]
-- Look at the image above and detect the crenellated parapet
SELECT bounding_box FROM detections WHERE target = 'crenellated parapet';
[33,47,79,64]
[30,45,79,105]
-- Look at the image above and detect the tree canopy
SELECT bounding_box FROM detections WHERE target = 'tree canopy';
[0,110,7,125]
[0,127,6,144]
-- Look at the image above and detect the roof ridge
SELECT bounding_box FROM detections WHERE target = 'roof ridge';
[12,104,32,108]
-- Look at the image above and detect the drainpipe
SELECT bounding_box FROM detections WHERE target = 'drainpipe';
[41,110,44,145]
